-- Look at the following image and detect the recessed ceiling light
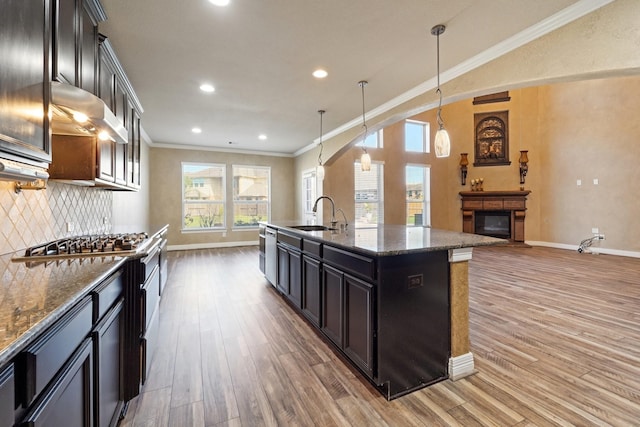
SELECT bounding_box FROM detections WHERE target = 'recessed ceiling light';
[199,83,215,93]
[208,0,230,6]
[313,69,328,79]
[192,127,202,134]
[258,134,267,140]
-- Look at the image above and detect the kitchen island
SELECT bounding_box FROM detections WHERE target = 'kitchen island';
[259,221,503,399]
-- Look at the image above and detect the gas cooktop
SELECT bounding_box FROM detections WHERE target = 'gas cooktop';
[12,232,150,263]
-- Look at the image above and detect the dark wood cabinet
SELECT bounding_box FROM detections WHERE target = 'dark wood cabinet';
[276,244,302,308]
[321,264,344,347]
[0,0,51,166]
[92,300,123,427]
[19,338,93,427]
[53,0,77,85]
[302,255,321,327]
[126,107,141,189]
[344,274,374,377]
[321,265,374,377]
[276,245,289,295]
[0,364,14,427]
[80,1,98,93]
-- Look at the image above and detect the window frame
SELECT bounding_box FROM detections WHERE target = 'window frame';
[357,128,384,149]
[404,120,430,153]
[181,162,226,232]
[232,164,271,229]
[354,161,384,228]
[405,164,431,226]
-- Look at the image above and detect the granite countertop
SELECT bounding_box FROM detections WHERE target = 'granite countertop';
[263,221,505,256]
[0,224,169,367]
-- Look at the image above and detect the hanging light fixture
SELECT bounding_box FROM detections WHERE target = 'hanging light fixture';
[431,24,450,158]
[358,80,371,171]
[316,109,326,181]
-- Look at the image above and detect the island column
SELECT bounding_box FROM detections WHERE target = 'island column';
[448,247,475,380]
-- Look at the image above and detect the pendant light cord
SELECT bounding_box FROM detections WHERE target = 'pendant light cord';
[359,80,369,153]
[317,110,325,166]
[432,24,445,130]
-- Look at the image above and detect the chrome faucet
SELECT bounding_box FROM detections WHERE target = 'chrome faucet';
[312,196,337,229]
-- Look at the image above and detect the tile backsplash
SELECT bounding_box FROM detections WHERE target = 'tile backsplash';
[0,181,112,255]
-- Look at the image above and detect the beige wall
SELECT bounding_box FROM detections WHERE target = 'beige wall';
[295,0,640,253]
[319,75,640,252]
[148,147,294,248]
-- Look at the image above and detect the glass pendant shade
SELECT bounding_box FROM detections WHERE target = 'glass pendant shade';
[360,152,371,171]
[317,164,325,180]
[434,128,451,158]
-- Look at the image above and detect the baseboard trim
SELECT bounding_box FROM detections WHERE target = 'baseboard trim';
[526,241,640,259]
[448,352,476,381]
[168,240,259,251]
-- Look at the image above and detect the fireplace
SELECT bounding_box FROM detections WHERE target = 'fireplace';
[459,190,530,242]
[475,211,511,238]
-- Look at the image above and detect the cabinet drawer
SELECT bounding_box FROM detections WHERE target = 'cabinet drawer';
[483,199,503,210]
[461,200,482,209]
[142,265,160,332]
[323,246,376,281]
[141,245,160,283]
[277,231,302,249]
[504,199,525,209]
[92,270,123,323]
[0,364,14,427]
[303,239,322,258]
[17,297,93,407]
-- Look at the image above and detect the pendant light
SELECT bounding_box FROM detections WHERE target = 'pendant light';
[358,80,371,171]
[431,24,450,158]
[317,109,326,181]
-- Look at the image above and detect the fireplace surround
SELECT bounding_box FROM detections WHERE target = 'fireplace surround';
[459,190,530,242]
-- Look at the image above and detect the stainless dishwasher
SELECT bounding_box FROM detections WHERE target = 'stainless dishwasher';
[265,227,277,286]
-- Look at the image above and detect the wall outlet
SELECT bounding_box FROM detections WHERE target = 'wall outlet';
[66,222,74,232]
[591,227,599,234]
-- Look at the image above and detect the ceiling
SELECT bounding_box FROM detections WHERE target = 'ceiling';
[98,0,598,156]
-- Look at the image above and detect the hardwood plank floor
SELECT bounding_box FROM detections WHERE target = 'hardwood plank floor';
[120,245,640,426]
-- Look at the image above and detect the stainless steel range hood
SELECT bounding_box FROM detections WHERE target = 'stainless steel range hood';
[50,81,128,144]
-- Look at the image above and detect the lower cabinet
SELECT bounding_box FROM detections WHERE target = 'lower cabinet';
[0,364,14,427]
[321,265,374,378]
[343,274,374,377]
[92,300,124,427]
[301,255,321,327]
[276,244,302,308]
[276,245,289,295]
[20,338,93,427]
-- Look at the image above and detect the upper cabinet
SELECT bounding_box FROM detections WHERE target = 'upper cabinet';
[52,0,104,92]
[0,0,51,167]
[48,1,144,190]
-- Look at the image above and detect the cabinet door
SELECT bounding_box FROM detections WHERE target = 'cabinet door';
[287,251,302,308]
[97,138,115,182]
[79,2,97,93]
[92,300,123,427]
[344,274,374,377]
[0,0,51,165]
[302,256,321,327]
[20,338,93,427]
[0,364,14,427]
[126,108,141,188]
[321,264,344,347]
[276,245,289,295]
[53,0,77,85]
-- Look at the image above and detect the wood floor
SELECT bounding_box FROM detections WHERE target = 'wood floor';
[120,245,640,426]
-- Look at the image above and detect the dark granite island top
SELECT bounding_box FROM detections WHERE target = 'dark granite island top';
[264,221,502,256]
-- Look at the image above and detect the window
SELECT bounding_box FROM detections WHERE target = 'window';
[406,165,431,226]
[405,120,430,153]
[354,162,384,228]
[182,163,226,230]
[302,170,317,222]
[357,129,383,149]
[233,165,270,228]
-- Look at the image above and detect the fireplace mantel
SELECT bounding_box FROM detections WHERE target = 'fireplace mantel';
[459,190,531,242]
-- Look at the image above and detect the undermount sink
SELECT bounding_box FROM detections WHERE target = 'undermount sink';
[289,225,335,232]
